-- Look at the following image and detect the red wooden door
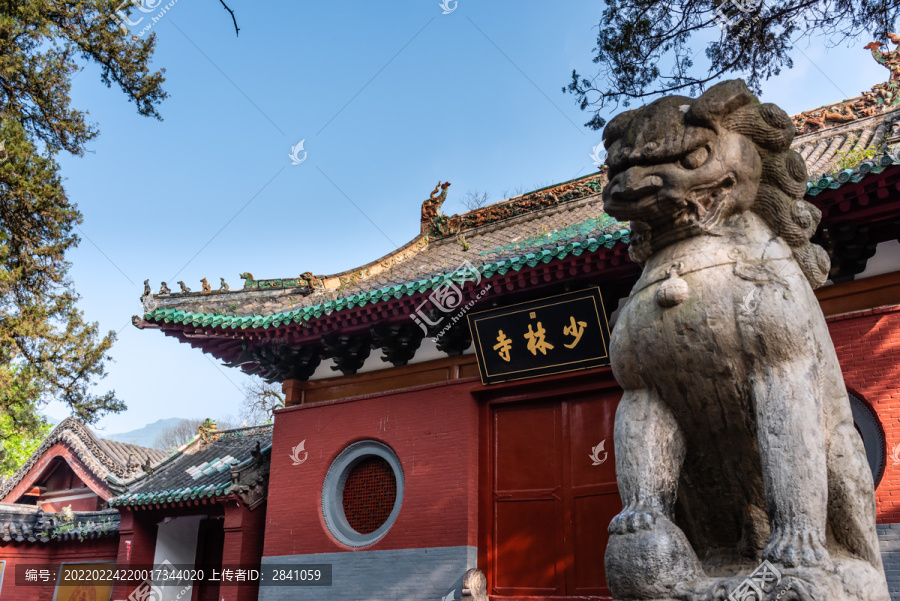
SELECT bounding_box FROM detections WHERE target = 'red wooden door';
[490,391,620,599]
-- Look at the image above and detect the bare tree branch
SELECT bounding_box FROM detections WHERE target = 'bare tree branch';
[153,416,239,450]
[239,379,284,425]
[461,190,490,211]
[218,0,240,37]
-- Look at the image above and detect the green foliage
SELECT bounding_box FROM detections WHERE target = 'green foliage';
[53,515,116,542]
[564,0,900,129]
[0,410,50,475]
[833,138,882,172]
[0,1,168,436]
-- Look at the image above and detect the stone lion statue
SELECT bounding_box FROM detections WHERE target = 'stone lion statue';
[601,79,889,600]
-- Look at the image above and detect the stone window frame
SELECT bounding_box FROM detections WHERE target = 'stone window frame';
[848,391,887,488]
[321,440,404,548]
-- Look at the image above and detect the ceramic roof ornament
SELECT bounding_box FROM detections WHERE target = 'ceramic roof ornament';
[602,79,889,600]
[794,34,900,136]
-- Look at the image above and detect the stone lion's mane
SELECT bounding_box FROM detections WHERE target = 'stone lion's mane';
[689,84,831,288]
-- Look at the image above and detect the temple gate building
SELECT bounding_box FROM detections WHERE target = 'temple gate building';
[2,39,900,601]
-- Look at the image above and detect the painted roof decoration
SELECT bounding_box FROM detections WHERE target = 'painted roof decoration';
[0,417,167,501]
[137,171,610,317]
[0,503,119,543]
[108,425,272,509]
[788,35,900,180]
[420,171,607,238]
[792,34,900,136]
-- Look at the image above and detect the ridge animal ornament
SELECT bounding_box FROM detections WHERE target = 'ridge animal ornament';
[602,80,888,600]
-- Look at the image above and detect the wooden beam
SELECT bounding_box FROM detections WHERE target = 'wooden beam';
[816,270,900,316]
[281,355,479,406]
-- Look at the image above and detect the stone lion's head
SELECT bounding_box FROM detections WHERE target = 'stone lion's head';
[602,79,829,288]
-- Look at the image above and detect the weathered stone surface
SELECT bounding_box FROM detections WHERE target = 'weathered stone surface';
[602,79,889,600]
[462,568,488,601]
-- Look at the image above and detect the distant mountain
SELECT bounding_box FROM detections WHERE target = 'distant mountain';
[105,418,186,449]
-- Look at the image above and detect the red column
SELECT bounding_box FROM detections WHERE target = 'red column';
[221,500,267,601]
[110,510,157,600]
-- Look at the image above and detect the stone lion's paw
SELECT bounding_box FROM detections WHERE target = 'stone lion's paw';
[609,500,664,534]
[764,526,831,569]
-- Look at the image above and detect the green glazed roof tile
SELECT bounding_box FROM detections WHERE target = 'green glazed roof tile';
[144,229,642,332]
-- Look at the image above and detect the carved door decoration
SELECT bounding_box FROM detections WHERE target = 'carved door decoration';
[489,391,621,598]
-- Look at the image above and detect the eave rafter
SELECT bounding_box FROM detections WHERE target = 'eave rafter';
[809,164,900,281]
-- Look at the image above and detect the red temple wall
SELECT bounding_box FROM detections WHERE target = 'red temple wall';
[264,378,480,557]
[827,305,900,523]
[0,537,118,601]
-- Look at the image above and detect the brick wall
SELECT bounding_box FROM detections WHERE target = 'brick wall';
[827,305,900,522]
[223,502,267,601]
[830,305,900,597]
[265,378,480,557]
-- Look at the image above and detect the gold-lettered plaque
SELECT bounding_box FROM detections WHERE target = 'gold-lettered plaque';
[467,287,612,385]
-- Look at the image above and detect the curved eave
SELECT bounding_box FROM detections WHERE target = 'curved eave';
[142,230,632,333]
[109,484,234,508]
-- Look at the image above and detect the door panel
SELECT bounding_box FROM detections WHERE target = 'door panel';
[572,492,622,594]
[567,395,618,488]
[493,403,564,595]
[495,498,565,593]
[490,390,621,598]
[494,404,561,491]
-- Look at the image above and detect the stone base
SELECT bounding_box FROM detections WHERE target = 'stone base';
[608,557,888,601]
[607,521,891,601]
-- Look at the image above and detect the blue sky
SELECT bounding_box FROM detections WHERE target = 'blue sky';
[42,0,892,434]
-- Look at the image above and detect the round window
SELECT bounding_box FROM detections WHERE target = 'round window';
[322,441,404,547]
[849,393,886,488]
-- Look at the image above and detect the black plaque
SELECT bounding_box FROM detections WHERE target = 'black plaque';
[467,287,611,385]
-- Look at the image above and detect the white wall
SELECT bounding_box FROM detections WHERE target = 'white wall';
[857,239,900,279]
